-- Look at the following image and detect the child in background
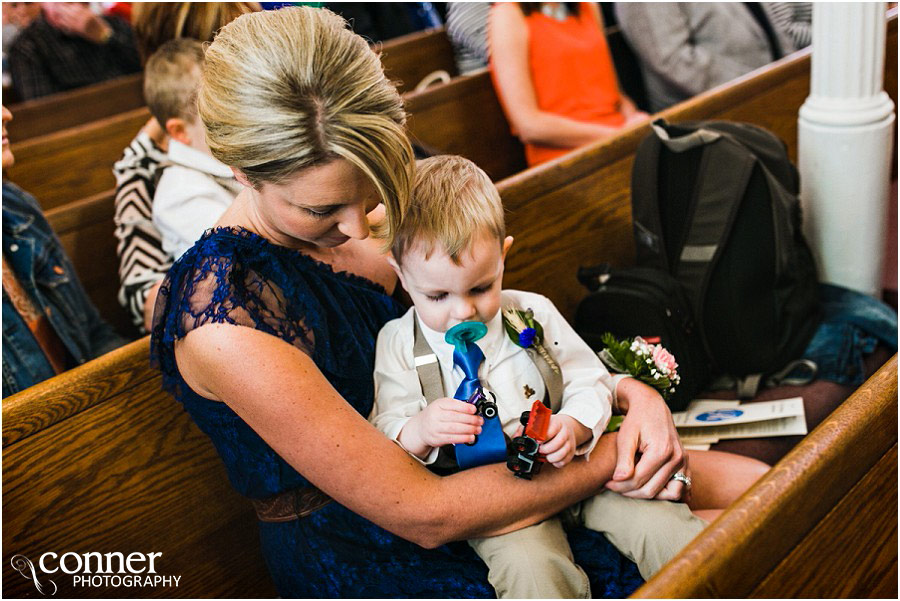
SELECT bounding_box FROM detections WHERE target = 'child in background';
[370,155,769,598]
[144,39,242,260]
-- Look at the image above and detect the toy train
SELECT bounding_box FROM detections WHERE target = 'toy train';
[506,400,552,479]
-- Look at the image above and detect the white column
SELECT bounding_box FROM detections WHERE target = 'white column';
[798,2,895,296]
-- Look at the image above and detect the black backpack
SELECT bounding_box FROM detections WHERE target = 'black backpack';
[629,119,820,392]
[574,264,710,411]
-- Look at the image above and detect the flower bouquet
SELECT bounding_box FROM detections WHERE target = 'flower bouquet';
[598,333,681,400]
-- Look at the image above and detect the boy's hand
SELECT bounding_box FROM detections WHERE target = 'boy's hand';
[408,398,483,449]
[540,414,591,468]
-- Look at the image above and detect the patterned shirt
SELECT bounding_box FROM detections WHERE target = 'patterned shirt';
[8,14,141,101]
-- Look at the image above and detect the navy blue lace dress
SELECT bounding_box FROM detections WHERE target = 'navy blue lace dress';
[151,227,642,598]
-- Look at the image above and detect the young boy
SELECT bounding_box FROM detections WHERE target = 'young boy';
[144,38,242,260]
[370,155,708,598]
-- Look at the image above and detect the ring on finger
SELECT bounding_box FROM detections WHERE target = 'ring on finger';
[670,471,692,489]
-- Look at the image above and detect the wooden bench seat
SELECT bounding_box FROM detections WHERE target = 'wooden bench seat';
[6,73,145,144]
[4,107,152,211]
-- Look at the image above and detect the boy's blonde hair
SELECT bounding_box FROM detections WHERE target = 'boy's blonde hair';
[393,155,505,266]
[198,6,413,242]
[143,38,205,128]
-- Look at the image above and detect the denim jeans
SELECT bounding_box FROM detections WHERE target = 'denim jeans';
[802,283,898,387]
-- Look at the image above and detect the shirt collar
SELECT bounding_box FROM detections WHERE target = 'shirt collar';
[416,310,512,371]
[166,139,234,178]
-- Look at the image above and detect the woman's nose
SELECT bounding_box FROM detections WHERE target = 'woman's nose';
[337,204,370,240]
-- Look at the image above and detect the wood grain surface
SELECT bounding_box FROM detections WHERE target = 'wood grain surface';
[5,107,151,210]
[379,26,458,94]
[2,337,276,598]
[405,69,528,182]
[633,356,898,598]
[7,74,145,143]
[45,190,136,338]
[751,446,897,598]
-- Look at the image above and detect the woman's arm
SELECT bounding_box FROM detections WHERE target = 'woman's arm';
[177,323,619,548]
[488,3,621,149]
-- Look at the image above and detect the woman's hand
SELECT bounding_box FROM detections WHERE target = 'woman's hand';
[604,378,686,500]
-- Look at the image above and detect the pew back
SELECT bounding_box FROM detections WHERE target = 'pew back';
[405,69,528,182]
[635,356,898,598]
[499,48,818,319]
[44,191,135,338]
[7,74,145,143]
[379,27,458,94]
[2,338,278,598]
[5,107,151,211]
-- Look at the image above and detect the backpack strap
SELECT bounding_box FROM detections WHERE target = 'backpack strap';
[631,122,669,271]
[669,131,756,321]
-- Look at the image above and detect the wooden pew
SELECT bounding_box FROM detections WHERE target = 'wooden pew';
[2,338,278,598]
[4,107,151,211]
[634,356,898,598]
[379,26,458,94]
[6,73,145,143]
[500,8,896,318]
[405,69,527,182]
[5,28,455,146]
[3,30,457,211]
[44,191,135,339]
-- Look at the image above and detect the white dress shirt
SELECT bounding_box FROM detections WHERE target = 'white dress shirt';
[152,139,243,260]
[371,289,625,465]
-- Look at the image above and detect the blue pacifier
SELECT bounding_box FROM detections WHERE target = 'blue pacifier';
[444,321,488,353]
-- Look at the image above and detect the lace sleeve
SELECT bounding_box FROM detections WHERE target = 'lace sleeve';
[150,232,316,390]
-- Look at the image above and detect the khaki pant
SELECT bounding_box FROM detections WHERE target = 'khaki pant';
[468,490,707,598]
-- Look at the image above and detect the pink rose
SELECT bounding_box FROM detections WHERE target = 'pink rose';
[651,346,678,374]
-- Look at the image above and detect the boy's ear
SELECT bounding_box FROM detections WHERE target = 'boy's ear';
[230,167,253,188]
[165,117,191,146]
[501,236,514,261]
[386,253,406,287]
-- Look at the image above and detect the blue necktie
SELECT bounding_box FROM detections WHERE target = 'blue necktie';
[453,341,485,401]
[451,338,508,470]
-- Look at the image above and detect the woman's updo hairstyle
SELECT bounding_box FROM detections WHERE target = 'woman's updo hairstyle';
[198,6,414,240]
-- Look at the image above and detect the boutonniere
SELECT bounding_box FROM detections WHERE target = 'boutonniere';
[502,307,560,374]
[598,333,681,400]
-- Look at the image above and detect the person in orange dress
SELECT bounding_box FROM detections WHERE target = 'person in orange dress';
[489,2,649,166]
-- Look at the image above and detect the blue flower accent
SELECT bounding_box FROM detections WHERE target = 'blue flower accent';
[518,327,537,348]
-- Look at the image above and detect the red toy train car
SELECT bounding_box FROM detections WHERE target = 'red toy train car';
[506,400,552,479]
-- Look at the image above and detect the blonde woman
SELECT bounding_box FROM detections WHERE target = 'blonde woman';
[152,7,690,596]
